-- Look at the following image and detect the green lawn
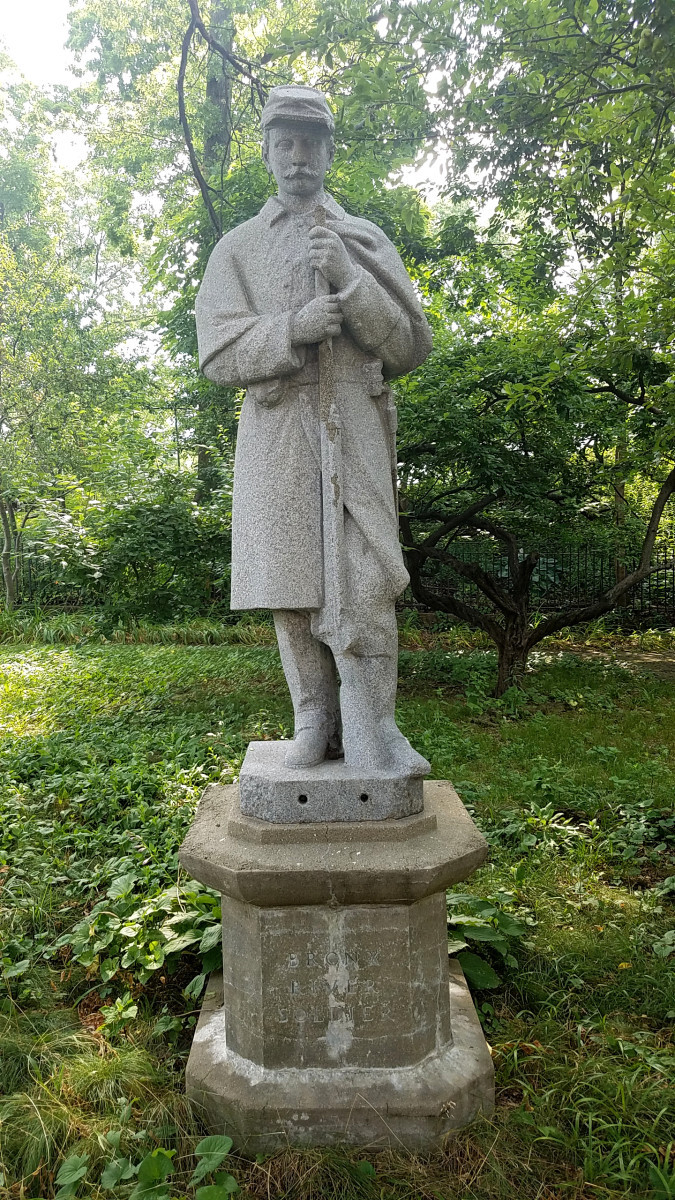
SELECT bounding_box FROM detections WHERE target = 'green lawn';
[0,641,673,1200]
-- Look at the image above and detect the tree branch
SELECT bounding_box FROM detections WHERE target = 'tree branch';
[412,544,520,616]
[412,492,501,551]
[585,381,665,419]
[401,515,505,645]
[187,0,265,98]
[514,550,540,602]
[526,465,675,647]
[462,516,520,577]
[178,18,222,239]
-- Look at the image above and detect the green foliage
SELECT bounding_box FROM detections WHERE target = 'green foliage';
[483,754,675,868]
[56,880,222,993]
[396,194,675,688]
[55,1153,90,1198]
[447,890,530,989]
[0,70,182,614]
[1,639,674,1198]
[45,1137,239,1200]
[373,0,675,685]
[0,609,276,647]
[91,474,233,618]
[99,994,139,1037]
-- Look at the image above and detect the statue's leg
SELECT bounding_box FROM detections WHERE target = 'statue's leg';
[273,609,341,768]
[332,511,429,776]
[334,618,430,777]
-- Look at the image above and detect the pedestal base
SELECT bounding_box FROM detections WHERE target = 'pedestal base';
[180,779,494,1151]
[239,741,424,823]
[186,962,494,1152]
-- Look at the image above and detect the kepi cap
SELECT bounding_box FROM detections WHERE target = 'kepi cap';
[261,85,335,133]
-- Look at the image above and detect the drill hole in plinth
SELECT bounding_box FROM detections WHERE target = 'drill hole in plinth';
[360,793,369,803]
[298,794,308,804]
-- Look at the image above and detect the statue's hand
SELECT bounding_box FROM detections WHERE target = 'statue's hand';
[291,295,344,345]
[309,226,357,291]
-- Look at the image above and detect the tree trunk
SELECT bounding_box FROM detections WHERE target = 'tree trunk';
[614,441,628,605]
[204,3,233,183]
[0,497,17,611]
[494,616,529,696]
[7,502,21,605]
[612,205,628,605]
[196,442,213,492]
[198,2,233,499]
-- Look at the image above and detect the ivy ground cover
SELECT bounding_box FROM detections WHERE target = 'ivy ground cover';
[0,640,674,1200]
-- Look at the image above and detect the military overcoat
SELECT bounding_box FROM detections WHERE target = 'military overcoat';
[195,194,432,622]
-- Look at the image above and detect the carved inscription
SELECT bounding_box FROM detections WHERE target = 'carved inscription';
[265,940,392,1038]
[248,905,435,1067]
[221,894,447,1070]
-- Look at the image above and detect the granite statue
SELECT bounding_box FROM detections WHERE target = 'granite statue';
[196,85,433,775]
[184,88,494,1144]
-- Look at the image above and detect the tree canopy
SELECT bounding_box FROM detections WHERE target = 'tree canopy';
[1,0,674,688]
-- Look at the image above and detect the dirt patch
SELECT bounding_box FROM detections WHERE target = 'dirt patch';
[78,989,105,1035]
[617,863,675,890]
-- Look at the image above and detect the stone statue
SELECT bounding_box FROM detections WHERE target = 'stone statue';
[185,100,493,1138]
[196,84,433,775]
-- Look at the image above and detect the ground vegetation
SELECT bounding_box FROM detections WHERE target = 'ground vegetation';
[0,630,673,1198]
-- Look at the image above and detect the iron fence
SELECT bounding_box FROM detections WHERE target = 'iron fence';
[404,543,675,626]
[16,543,675,626]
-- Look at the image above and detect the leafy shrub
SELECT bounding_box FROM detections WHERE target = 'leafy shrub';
[53,879,222,998]
[447,889,531,989]
[601,796,675,863]
[42,1135,238,1200]
[94,480,232,619]
[490,800,595,856]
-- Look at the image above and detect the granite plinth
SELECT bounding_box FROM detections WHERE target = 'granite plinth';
[178,779,488,906]
[219,889,451,1070]
[186,962,494,1152]
[239,741,424,822]
[180,779,493,1149]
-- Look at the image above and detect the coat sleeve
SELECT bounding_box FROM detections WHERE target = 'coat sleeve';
[338,268,415,377]
[337,225,433,379]
[195,234,307,386]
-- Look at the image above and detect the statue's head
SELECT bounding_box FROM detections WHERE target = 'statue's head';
[261,85,335,198]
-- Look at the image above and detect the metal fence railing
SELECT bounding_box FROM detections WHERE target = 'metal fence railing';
[404,543,675,626]
[15,543,675,626]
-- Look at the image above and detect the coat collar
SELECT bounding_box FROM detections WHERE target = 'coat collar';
[260,193,346,226]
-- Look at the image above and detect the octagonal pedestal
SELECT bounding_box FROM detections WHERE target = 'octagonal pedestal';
[179,775,494,1151]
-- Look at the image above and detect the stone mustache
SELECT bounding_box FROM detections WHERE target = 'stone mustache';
[196,84,433,776]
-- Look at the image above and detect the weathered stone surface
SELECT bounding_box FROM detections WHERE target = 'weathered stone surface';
[186,961,494,1152]
[181,779,494,1149]
[178,779,489,907]
[220,890,451,1069]
[195,84,434,778]
[228,805,437,845]
[239,740,424,822]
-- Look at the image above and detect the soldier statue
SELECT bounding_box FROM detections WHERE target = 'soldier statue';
[196,85,433,775]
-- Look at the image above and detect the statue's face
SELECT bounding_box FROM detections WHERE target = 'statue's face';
[264,120,333,197]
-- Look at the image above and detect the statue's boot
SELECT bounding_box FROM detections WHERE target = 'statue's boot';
[335,650,430,776]
[273,609,342,767]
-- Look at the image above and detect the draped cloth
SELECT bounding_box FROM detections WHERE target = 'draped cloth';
[195,193,432,653]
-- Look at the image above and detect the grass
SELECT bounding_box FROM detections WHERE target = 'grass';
[0,634,673,1199]
[0,608,278,647]
[4,605,675,655]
